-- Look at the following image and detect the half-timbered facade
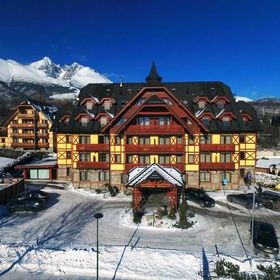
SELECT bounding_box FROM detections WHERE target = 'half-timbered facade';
[0,101,56,151]
[52,64,262,191]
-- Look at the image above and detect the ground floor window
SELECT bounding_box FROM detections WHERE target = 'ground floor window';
[80,171,90,181]
[99,171,109,181]
[220,171,231,183]
[66,167,72,176]
[200,171,211,182]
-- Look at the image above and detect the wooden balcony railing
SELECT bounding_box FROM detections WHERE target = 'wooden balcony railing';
[125,144,184,154]
[17,113,35,118]
[38,143,49,148]
[200,162,235,170]
[200,144,235,152]
[76,144,110,152]
[11,133,35,138]
[77,161,110,169]
[38,123,48,128]
[11,142,35,148]
[37,133,49,138]
[126,125,184,135]
[10,123,35,128]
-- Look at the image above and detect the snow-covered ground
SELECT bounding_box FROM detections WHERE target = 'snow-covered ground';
[0,184,279,279]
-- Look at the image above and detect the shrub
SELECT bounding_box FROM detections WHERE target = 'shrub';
[133,210,143,224]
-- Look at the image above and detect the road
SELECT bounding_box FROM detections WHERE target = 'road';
[0,184,279,279]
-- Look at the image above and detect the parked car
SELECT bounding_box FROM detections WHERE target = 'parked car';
[185,187,215,207]
[7,190,48,212]
[250,221,279,255]
[257,191,280,211]
[226,193,262,209]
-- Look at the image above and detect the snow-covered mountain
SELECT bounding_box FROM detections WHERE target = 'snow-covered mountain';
[0,57,111,88]
[234,96,253,102]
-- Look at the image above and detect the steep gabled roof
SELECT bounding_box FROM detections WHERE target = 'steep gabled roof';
[127,163,184,187]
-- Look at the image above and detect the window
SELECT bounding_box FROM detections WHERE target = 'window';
[1,138,5,143]
[220,172,231,183]
[222,116,230,127]
[159,137,170,145]
[177,137,182,144]
[41,138,48,143]
[98,135,109,144]
[79,152,90,162]
[100,116,108,127]
[198,101,206,109]
[240,134,245,143]
[103,100,111,110]
[240,151,245,160]
[79,136,90,144]
[202,116,210,126]
[139,137,150,145]
[176,155,182,163]
[115,136,121,145]
[159,116,171,125]
[13,129,18,133]
[159,155,170,164]
[81,116,88,127]
[80,171,90,181]
[13,138,19,143]
[86,101,93,110]
[114,154,121,163]
[127,137,134,144]
[139,117,149,126]
[217,101,225,110]
[66,167,72,176]
[99,153,109,162]
[200,153,211,163]
[99,171,109,181]
[42,120,48,124]
[200,171,211,182]
[188,135,194,145]
[188,154,194,163]
[127,155,134,163]
[66,135,72,143]
[139,155,150,164]
[66,151,72,159]
[220,152,231,163]
[221,135,231,144]
[200,135,211,144]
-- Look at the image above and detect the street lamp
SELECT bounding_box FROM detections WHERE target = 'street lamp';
[94,212,103,280]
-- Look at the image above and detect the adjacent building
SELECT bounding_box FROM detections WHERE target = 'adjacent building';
[52,64,262,192]
[0,100,56,151]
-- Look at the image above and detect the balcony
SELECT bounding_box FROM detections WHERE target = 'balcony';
[200,144,235,152]
[10,123,35,128]
[17,113,35,118]
[76,144,110,152]
[38,123,48,128]
[11,142,35,148]
[125,163,184,172]
[38,143,49,148]
[125,144,184,154]
[38,133,49,138]
[11,133,35,138]
[126,125,184,135]
[77,161,110,169]
[200,162,235,170]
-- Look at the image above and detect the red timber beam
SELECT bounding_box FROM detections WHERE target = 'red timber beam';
[167,187,178,210]
[132,187,142,212]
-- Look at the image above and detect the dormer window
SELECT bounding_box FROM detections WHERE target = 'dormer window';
[198,101,206,109]
[100,116,108,127]
[81,116,89,127]
[222,116,230,127]
[202,116,210,125]
[59,115,71,124]
[241,113,252,125]
[103,100,111,110]
[86,101,94,110]
[217,100,225,110]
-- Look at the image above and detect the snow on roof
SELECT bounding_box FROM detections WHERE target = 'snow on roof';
[105,111,114,119]
[215,108,225,118]
[16,157,57,168]
[195,109,205,118]
[127,163,184,187]
[256,157,280,169]
[90,95,99,103]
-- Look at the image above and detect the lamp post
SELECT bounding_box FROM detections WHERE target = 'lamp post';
[94,212,103,280]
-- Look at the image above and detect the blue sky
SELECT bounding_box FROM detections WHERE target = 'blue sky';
[0,0,280,99]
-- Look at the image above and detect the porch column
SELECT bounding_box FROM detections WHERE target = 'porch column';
[167,187,178,210]
[132,187,142,211]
